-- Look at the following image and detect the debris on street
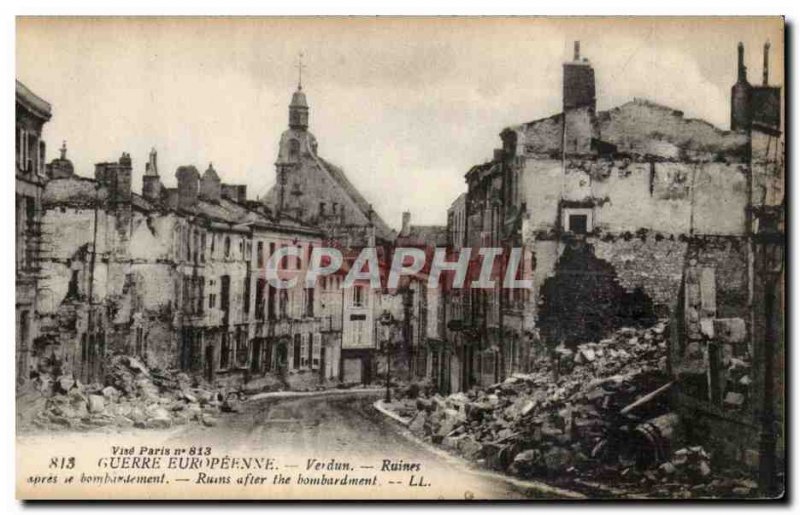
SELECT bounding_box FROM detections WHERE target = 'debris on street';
[17,355,245,432]
[384,321,759,498]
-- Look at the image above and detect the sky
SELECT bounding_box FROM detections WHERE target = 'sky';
[16,17,783,228]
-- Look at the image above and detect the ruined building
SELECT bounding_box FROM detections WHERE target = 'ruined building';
[435,41,783,469]
[30,133,339,389]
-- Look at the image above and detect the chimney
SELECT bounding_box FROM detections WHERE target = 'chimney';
[95,152,132,205]
[142,175,162,203]
[563,41,596,111]
[200,162,221,203]
[175,165,200,210]
[763,41,770,86]
[145,147,158,176]
[401,211,411,237]
[737,42,747,83]
[731,42,753,132]
[574,40,580,61]
[142,148,162,203]
[221,184,247,204]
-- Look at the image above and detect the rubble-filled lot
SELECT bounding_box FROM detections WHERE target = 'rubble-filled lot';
[384,322,760,499]
[17,356,246,432]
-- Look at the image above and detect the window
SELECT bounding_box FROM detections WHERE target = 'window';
[15,127,21,169]
[279,244,288,270]
[293,334,301,369]
[301,334,308,368]
[235,327,248,367]
[562,207,592,235]
[279,289,288,318]
[220,333,231,369]
[568,214,588,234]
[197,277,204,315]
[305,286,314,317]
[38,140,46,176]
[183,227,190,261]
[209,279,217,309]
[267,283,276,320]
[353,285,365,307]
[224,236,231,258]
[257,241,264,268]
[255,279,266,320]
[243,276,251,318]
[200,233,206,263]
[312,334,321,369]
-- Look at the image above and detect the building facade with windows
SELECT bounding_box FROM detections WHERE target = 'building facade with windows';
[35,143,331,387]
[15,80,51,385]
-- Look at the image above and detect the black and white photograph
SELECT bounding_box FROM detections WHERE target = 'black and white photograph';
[13,15,786,501]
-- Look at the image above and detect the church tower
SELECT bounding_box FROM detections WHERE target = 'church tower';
[289,87,309,130]
[274,54,318,216]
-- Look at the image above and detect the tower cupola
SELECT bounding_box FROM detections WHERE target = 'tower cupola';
[289,87,309,129]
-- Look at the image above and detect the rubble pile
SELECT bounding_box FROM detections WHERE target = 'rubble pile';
[387,320,760,497]
[631,446,758,498]
[19,356,243,432]
[394,322,671,476]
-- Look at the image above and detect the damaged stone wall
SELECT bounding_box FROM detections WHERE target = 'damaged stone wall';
[518,158,748,237]
[516,153,751,359]
[594,234,688,315]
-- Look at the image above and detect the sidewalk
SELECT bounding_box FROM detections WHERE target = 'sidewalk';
[248,387,383,402]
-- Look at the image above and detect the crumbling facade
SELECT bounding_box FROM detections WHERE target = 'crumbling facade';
[433,41,783,474]
[33,140,334,390]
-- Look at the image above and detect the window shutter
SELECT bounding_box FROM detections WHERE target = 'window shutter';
[300,334,308,367]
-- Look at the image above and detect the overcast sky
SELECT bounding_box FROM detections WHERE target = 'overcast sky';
[17,17,783,227]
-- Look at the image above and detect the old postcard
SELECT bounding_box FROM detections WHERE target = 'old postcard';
[15,16,785,500]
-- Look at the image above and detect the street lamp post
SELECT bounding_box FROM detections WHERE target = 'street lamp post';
[379,311,395,403]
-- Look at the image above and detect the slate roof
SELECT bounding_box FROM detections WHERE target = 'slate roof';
[16,80,52,121]
[314,156,396,241]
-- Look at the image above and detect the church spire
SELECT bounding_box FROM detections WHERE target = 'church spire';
[297,52,305,90]
[289,53,309,130]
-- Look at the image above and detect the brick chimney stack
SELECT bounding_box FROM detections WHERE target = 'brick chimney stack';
[95,152,132,205]
[142,147,162,203]
[401,211,411,237]
[175,165,200,210]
